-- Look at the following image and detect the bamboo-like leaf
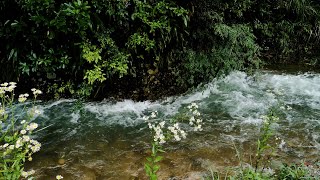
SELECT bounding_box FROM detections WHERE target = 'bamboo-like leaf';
[153,165,160,172]
[154,156,163,163]
[146,157,152,162]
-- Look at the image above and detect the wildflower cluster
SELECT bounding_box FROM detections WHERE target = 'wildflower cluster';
[187,103,203,131]
[144,114,187,145]
[21,170,35,178]
[143,102,202,145]
[168,123,187,141]
[0,82,42,179]
[0,82,17,94]
[18,93,29,103]
[144,111,166,144]
[31,88,42,98]
[1,123,41,154]
[144,103,203,179]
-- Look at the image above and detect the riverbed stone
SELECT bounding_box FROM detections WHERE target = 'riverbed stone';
[58,158,65,165]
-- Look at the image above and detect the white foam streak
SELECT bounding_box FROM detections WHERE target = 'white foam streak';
[81,71,320,127]
[43,99,76,109]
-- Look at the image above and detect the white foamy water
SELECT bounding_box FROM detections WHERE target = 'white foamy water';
[26,70,320,179]
[79,71,319,125]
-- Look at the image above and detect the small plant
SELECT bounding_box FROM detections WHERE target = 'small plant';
[144,142,164,180]
[143,103,203,179]
[279,163,314,179]
[0,82,42,179]
[254,111,279,171]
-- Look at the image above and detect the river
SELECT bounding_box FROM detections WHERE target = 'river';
[24,70,320,179]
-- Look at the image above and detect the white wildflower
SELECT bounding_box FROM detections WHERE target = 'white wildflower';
[21,170,35,178]
[21,171,29,178]
[21,120,26,124]
[180,130,187,139]
[18,94,27,103]
[159,121,165,128]
[34,109,41,115]
[26,123,38,131]
[173,123,179,129]
[194,124,203,131]
[20,129,27,135]
[191,103,198,108]
[1,82,8,87]
[143,116,149,121]
[15,138,23,148]
[3,143,9,148]
[56,175,64,180]
[30,139,40,145]
[9,145,14,150]
[174,135,181,141]
[150,111,157,118]
[35,90,42,95]
[31,144,41,153]
[32,88,42,96]
[29,170,35,175]
[22,135,31,142]
[7,85,16,92]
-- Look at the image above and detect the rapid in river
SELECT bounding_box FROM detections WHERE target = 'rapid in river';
[24,70,320,179]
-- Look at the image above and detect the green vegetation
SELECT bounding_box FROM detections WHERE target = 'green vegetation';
[0,82,42,179]
[1,0,319,99]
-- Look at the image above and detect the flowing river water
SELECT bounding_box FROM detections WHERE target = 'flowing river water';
[24,70,320,179]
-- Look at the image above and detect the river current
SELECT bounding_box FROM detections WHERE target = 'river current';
[24,70,320,179]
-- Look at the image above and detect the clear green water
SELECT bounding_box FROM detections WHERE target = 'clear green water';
[23,71,320,179]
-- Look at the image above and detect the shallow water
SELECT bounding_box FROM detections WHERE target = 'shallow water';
[24,70,320,179]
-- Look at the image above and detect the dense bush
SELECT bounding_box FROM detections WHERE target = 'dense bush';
[0,0,319,99]
[172,0,320,87]
[186,0,320,62]
[0,0,188,98]
[175,24,260,87]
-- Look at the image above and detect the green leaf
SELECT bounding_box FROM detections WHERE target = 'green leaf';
[8,49,15,60]
[144,163,152,175]
[157,149,165,153]
[154,156,163,163]
[146,157,152,162]
[183,16,188,27]
[153,165,160,172]
[151,174,158,180]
